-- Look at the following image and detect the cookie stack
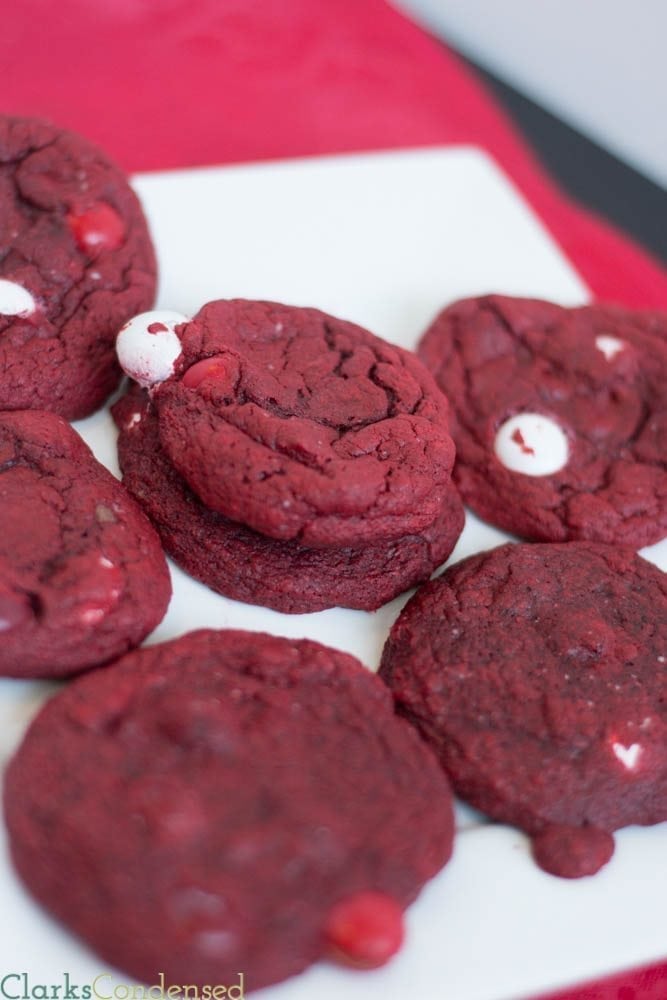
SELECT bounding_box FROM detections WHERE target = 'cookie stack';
[113,298,464,613]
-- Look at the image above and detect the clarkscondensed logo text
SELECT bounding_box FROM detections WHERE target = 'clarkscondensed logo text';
[0,974,244,1000]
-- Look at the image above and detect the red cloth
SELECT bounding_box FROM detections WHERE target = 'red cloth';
[1,1,666,996]
[2,0,666,309]
[546,963,667,1000]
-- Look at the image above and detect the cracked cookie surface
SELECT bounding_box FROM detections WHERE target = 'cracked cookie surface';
[0,410,171,677]
[153,299,455,547]
[0,116,156,418]
[5,629,454,990]
[418,295,667,546]
[380,541,667,877]
[113,387,464,614]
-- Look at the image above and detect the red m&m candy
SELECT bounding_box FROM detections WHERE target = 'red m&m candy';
[67,203,126,254]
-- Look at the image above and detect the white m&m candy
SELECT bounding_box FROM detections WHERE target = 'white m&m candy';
[611,741,643,771]
[116,310,189,389]
[0,279,36,317]
[494,413,569,476]
[595,335,626,361]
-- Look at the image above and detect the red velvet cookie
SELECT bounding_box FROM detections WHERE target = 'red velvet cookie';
[0,410,171,677]
[113,387,464,614]
[418,295,667,547]
[4,629,454,990]
[0,116,156,419]
[116,299,456,548]
[380,541,667,878]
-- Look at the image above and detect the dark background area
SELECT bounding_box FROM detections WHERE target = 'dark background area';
[470,60,667,266]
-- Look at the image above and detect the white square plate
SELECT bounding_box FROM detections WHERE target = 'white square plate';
[1,147,666,1000]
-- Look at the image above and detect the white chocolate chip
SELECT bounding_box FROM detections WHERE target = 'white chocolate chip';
[595,335,625,360]
[116,310,189,388]
[124,412,142,430]
[612,742,642,770]
[0,279,36,316]
[494,413,569,476]
[79,607,107,626]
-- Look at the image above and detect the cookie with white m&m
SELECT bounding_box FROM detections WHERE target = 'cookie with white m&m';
[418,295,667,547]
[379,541,667,878]
[5,629,453,989]
[0,115,156,418]
[115,298,456,548]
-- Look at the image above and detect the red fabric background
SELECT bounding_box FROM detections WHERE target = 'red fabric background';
[546,964,667,1000]
[1,1,666,996]
[2,0,666,309]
